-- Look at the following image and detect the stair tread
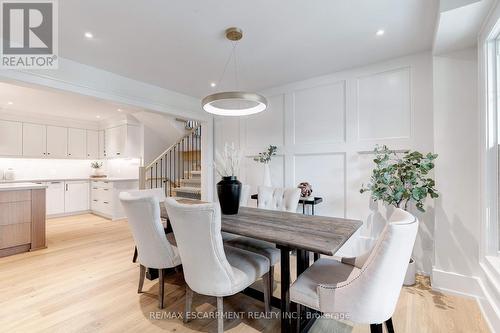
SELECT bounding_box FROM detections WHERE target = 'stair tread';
[173,186,202,193]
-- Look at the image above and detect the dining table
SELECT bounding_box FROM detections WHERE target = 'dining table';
[160,201,362,333]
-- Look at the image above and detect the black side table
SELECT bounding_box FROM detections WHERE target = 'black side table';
[250,194,323,216]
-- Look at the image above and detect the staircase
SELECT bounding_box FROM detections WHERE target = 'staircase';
[139,125,202,200]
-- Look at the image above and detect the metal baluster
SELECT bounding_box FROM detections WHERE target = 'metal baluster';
[169,150,172,196]
[160,158,163,190]
[150,167,153,189]
[173,146,176,190]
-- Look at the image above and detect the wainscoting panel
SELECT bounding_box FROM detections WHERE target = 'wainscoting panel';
[357,67,411,140]
[293,82,346,145]
[245,94,284,149]
[294,153,345,217]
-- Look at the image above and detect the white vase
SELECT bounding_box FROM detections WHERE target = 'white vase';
[263,163,272,187]
[403,257,416,286]
[92,168,103,177]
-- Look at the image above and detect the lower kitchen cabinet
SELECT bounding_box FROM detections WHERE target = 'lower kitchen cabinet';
[90,179,138,220]
[64,181,90,213]
[46,181,65,215]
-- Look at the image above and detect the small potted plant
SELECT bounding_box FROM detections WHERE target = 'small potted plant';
[214,143,242,215]
[90,161,104,177]
[360,145,438,285]
[253,145,277,187]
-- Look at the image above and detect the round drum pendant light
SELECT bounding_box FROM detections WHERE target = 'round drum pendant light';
[202,28,268,116]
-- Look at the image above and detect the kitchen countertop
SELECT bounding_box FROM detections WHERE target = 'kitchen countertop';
[0,178,139,184]
[0,182,48,191]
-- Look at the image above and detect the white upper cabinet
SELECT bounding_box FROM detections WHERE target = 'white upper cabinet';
[104,125,141,158]
[23,123,46,157]
[86,130,99,159]
[98,130,105,159]
[46,125,68,158]
[0,120,22,156]
[67,128,86,159]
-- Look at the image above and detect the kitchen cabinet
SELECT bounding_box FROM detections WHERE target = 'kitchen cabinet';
[46,126,67,158]
[45,181,65,215]
[0,120,22,156]
[86,130,99,159]
[98,130,106,158]
[64,181,89,213]
[67,128,86,158]
[104,125,140,158]
[22,123,46,157]
[90,179,138,220]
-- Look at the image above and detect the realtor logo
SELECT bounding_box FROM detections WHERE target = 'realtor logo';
[1,0,58,68]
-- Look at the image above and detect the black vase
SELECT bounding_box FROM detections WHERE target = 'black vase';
[217,176,242,215]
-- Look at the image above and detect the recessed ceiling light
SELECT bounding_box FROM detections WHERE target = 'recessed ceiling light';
[96,115,101,119]
[117,108,123,112]
[84,32,94,39]
[7,101,13,105]
[376,29,385,36]
[210,82,216,87]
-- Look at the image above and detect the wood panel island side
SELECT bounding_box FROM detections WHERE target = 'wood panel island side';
[0,183,47,258]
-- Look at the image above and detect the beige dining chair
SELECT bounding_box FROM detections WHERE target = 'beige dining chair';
[128,188,167,263]
[289,208,418,333]
[120,191,181,309]
[224,186,301,292]
[164,198,271,333]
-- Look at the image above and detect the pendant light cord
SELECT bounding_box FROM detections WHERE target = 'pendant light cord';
[216,42,237,91]
[233,41,239,90]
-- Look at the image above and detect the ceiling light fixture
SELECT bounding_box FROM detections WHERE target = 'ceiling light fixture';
[376,29,385,36]
[96,115,101,119]
[7,101,13,105]
[84,32,94,39]
[202,27,267,116]
[210,82,216,87]
[117,108,123,112]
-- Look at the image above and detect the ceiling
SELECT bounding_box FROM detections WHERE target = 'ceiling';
[0,82,141,121]
[59,0,438,98]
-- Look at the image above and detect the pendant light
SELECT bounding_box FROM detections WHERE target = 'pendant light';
[202,27,268,116]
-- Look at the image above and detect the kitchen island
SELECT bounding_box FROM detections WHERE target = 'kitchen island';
[0,183,47,258]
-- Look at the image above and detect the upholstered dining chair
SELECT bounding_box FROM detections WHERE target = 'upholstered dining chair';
[257,186,301,212]
[120,192,181,309]
[164,198,271,333]
[224,186,301,289]
[128,188,167,263]
[289,208,418,333]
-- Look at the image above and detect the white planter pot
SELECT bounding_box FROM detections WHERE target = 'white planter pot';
[263,163,272,187]
[403,257,416,286]
[92,168,104,177]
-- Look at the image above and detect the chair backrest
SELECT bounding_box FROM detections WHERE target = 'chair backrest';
[119,191,177,269]
[164,198,237,296]
[258,186,301,212]
[318,208,418,324]
[122,188,166,202]
[240,184,251,207]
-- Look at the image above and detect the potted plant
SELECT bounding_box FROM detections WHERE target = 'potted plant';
[253,145,277,187]
[215,143,242,215]
[360,145,438,285]
[90,161,104,177]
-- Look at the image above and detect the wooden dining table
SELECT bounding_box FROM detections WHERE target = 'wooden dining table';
[160,202,362,333]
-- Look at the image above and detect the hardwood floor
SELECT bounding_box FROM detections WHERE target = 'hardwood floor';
[0,214,490,333]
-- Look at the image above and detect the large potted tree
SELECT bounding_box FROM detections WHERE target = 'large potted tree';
[360,145,438,285]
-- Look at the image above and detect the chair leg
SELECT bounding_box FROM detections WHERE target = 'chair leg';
[262,271,271,314]
[158,268,165,309]
[138,265,146,293]
[269,265,275,291]
[370,323,383,333]
[132,246,138,263]
[184,285,194,323]
[217,297,224,333]
[385,317,395,333]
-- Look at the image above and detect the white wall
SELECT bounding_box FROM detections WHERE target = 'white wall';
[132,111,187,164]
[432,48,481,283]
[215,52,435,273]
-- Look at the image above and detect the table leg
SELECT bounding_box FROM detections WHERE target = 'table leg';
[296,249,311,331]
[313,253,320,262]
[312,204,315,215]
[302,203,305,215]
[277,245,291,333]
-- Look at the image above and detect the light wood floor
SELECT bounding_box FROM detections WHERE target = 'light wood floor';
[0,214,490,333]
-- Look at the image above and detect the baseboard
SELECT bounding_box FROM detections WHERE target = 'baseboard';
[47,210,91,218]
[432,268,500,332]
